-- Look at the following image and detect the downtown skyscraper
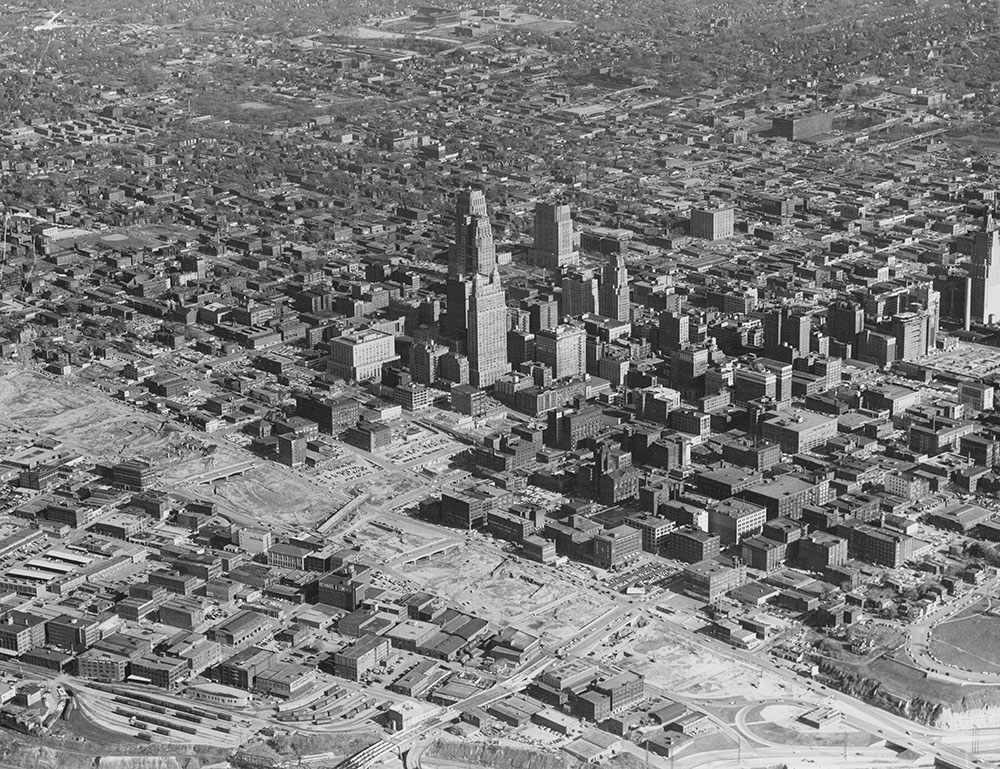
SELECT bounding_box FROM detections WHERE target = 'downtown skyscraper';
[442,189,509,387]
[969,210,1000,326]
[468,267,508,388]
[599,251,630,323]
[532,202,579,269]
[446,189,497,336]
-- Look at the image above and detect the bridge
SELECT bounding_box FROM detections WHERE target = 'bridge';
[391,539,462,566]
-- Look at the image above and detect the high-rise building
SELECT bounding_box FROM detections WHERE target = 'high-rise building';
[911,284,940,351]
[410,341,448,384]
[507,330,535,367]
[446,276,473,335]
[277,434,306,468]
[658,311,689,353]
[690,206,735,240]
[764,307,811,360]
[758,358,792,404]
[535,324,587,379]
[467,267,509,388]
[890,311,929,362]
[533,202,579,269]
[959,381,995,413]
[599,252,630,322]
[440,351,469,385]
[970,211,1000,325]
[446,190,497,336]
[449,189,495,277]
[526,297,559,333]
[561,269,600,317]
[328,328,399,382]
[670,347,710,398]
[857,329,896,368]
[733,364,776,405]
[827,300,864,345]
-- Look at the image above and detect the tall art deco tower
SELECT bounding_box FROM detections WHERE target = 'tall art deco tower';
[468,266,508,388]
[442,189,508,386]
[599,250,630,322]
[969,210,1000,326]
[446,189,497,336]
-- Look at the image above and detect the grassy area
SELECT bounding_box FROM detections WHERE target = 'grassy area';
[928,602,1000,674]
[680,731,738,757]
[862,654,1000,709]
[747,722,878,748]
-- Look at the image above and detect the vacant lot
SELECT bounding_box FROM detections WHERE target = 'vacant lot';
[0,366,196,464]
[346,519,439,563]
[190,463,340,529]
[521,592,613,646]
[622,619,812,700]
[404,544,609,630]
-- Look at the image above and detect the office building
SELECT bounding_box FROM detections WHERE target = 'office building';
[467,267,509,388]
[599,252,630,322]
[827,300,864,345]
[690,206,735,240]
[411,342,449,385]
[449,189,495,278]
[761,407,838,454]
[970,211,1000,325]
[328,328,399,382]
[670,347,710,398]
[959,381,994,413]
[708,498,767,545]
[535,324,587,379]
[623,513,676,553]
[771,112,833,141]
[658,311,689,353]
[561,269,600,318]
[533,202,579,269]
[890,311,931,361]
[682,559,748,603]
[111,460,154,491]
[763,307,811,359]
[446,189,497,335]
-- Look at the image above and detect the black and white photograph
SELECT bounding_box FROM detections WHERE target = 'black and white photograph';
[0,1,997,768]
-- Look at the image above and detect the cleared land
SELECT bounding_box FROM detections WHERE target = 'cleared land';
[159,441,251,485]
[345,519,441,563]
[403,543,612,631]
[521,592,614,646]
[185,463,340,529]
[0,366,199,464]
[621,619,812,699]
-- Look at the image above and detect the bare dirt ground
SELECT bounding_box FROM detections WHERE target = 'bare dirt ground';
[402,543,613,631]
[520,592,612,646]
[0,366,200,465]
[610,618,813,699]
[178,463,340,529]
[345,519,438,563]
[158,441,250,485]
